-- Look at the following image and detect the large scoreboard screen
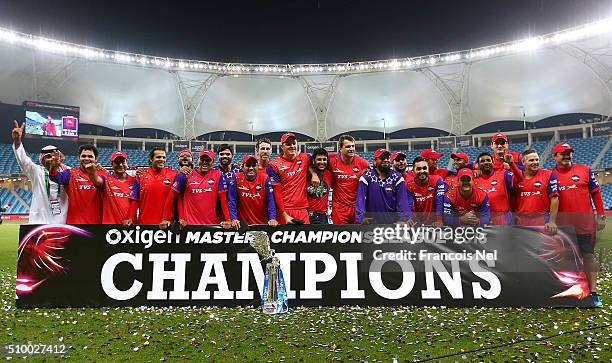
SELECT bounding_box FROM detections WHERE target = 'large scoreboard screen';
[23,101,80,139]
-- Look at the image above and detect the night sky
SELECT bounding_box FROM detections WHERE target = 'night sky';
[0,0,610,64]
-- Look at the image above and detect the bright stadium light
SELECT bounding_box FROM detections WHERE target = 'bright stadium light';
[1,17,612,75]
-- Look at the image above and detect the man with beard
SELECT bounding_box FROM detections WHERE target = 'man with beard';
[551,142,605,307]
[405,156,446,227]
[355,148,411,224]
[307,148,332,224]
[474,152,522,225]
[215,144,241,184]
[160,149,229,228]
[444,152,470,191]
[391,151,408,177]
[213,144,241,223]
[49,144,103,224]
[513,149,558,233]
[11,120,69,224]
[256,138,273,177]
[125,148,178,226]
[227,155,277,228]
[268,132,311,224]
[321,134,369,224]
[420,149,449,178]
[443,168,490,226]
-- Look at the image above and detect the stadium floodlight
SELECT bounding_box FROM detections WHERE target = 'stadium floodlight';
[1,17,612,76]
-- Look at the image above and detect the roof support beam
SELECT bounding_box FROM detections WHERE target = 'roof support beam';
[174,72,218,141]
[418,64,471,136]
[558,44,612,119]
[298,75,342,142]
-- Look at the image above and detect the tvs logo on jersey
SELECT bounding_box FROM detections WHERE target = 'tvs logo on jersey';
[352,167,360,173]
[207,179,214,185]
[163,179,171,185]
[533,181,542,188]
[571,175,580,182]
[255,185,262,190]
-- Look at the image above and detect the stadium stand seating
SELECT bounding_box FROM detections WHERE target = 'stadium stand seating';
[0,143,21,174]
[0,188,28,214]
[602,184,612,209]
[543,136,609,169]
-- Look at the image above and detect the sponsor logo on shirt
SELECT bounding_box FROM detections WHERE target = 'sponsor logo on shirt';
[533,181,542,188]
[490,180,498,186]
[255,185,262,190]
[163,179,171,185]
[352,167,360,173]
[571,175,580,182]
[208,178,214,184]
[470,203,478,208]
[278,165,290,171]
[427,186,434,192]
[238,185,249,191]
[559,184,578,191]
[286,167,303,177]
[296,160,302,165]
[520,191,542,197]
[241,191,261,198]
[76,177,89,182]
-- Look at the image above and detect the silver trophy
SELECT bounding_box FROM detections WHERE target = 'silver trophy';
[248,231,288,314]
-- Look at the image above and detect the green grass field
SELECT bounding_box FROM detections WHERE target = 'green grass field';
[1,223,611,361]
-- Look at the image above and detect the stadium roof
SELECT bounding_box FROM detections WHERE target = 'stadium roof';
[0,18,612,140]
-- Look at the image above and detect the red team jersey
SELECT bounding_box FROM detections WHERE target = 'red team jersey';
[514,169,558,226]
[493,151,522,171]
[432,168,449,179]
[228,172,276,225]
[268,153,311,210]
[307,170,332,214]
[51,168,103,224]
[405,175,446,225]
[552,164,600,235]
[442,187,491,226]
[130,167,178,224]
[100,174,136,224]
[172,169,225,225]
[328,154,369,224]
[474,169,514,225]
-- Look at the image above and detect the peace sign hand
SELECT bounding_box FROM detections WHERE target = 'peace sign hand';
[11,120,25,147]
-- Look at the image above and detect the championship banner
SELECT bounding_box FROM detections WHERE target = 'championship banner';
[15,224,594,308]
[438,137,455,148]
[172,140,189,152]
[456,135,473,147]
[592,121,612,137]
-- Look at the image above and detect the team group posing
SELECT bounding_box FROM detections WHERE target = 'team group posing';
[10,121,607,306]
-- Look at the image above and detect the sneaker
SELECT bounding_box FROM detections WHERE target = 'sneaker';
[590,292,602,308]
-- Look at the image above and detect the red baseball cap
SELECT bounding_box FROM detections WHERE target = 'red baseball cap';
[178,149,192,157]
[280,132,297,143]
[420,148,443,159]
[450,152,469,163]
[198,149,215,161]
[374,148,391,159]
[110,150,128,162]
[457,168,474,180]
[491,133,508,143]
[242,154,258,164]
[552,142,574,155]
[390,151,406,161]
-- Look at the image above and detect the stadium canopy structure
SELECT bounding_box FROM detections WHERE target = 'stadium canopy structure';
[0,19,611,141]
